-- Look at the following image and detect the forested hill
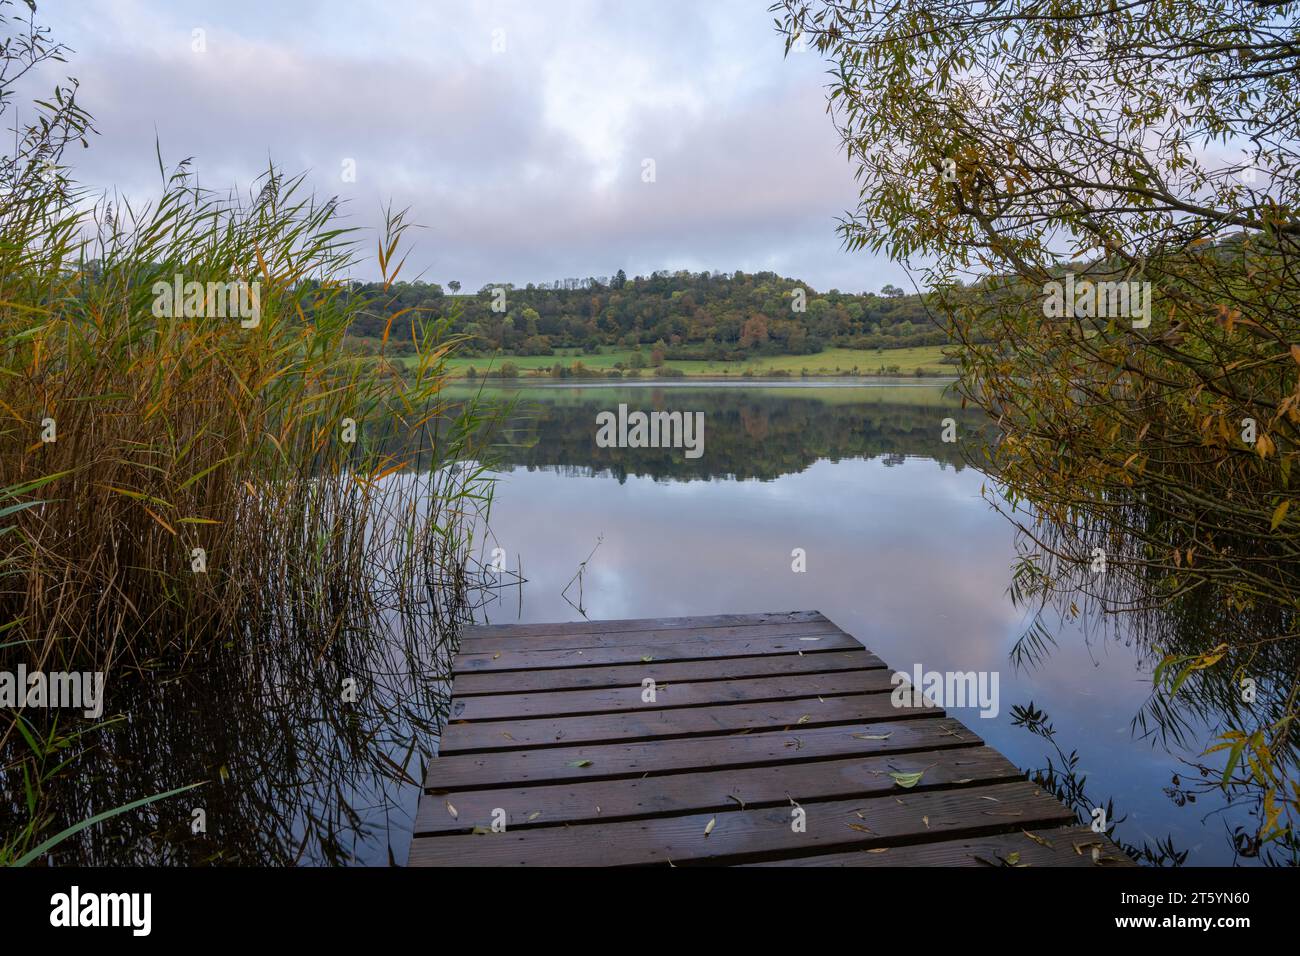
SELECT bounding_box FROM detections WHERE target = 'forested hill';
[341,270,945,360]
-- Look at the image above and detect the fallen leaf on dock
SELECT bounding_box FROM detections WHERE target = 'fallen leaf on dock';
[641,655,653,662]
[704,817,716,837]
[889,770,925,788]
[445,801,458,819]
[1022,830,1053,848]
[528,811,541,821]
[567,759,592,767]
[922,815,930,829]
[853,732,892,740]
[796,714,810,724]
[847,822,874,833]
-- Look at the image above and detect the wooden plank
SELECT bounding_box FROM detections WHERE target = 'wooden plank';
[454,632,861,673]
[441,692,940,753]
[425,716,980,792]
[408,780,1075,866]
[450,669,906,722]
[452,649,884,696]
[414,611,1134,866]
[457,620,845,653]
[464,610,826,639]
[415,746,1018,835]
[740,825,1135,867]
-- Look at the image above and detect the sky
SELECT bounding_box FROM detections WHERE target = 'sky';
[24,0,906,293]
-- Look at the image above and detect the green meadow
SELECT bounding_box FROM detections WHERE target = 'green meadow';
[426,345,952,379]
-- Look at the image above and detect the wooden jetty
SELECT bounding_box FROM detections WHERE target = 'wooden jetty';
[409,610,1134,866]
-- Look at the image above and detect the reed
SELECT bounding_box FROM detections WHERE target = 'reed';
[0,0,501,863]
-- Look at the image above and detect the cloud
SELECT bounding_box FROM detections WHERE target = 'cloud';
[27,0,906,292]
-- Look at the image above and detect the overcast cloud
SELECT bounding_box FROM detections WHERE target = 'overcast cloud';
[26,0,905,292]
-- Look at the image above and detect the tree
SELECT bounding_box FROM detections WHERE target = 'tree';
[448,280,461,295]
[776,0,1300,844]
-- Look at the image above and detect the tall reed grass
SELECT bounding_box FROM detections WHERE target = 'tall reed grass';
[0,0,499,863]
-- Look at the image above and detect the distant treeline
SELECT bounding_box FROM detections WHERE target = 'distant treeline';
[339,270,955,360]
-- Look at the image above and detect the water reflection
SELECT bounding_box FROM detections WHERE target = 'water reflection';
[7,382,1290,865]
[462,382,987,482]
[464,382,1285,866]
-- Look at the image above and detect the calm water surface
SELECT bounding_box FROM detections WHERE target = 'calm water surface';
[29,381,1267,866]
[456,381,1260,867]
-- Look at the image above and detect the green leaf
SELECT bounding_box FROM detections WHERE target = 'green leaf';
[889,770,925,788]
[12,782,204,867]
[567,759,592,768]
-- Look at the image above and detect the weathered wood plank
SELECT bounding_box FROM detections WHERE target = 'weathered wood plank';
[464,610,826,639]
[441,692,940,753]
[408,780,1075,866]
[414,611,1134,866]
[451,650,884,696]
[449,669,907,722]
[740,825,1133,866]
[425,716,980,792]
[457,620,845,653]
[415,746,1018,835]
[453,632,861,673]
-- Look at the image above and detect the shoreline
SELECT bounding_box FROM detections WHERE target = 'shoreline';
[446,375,959,390]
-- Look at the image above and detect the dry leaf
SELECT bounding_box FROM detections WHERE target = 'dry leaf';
[704,817,716,837]
[1022,830,1053,848]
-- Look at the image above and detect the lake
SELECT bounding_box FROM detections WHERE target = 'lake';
[31,380,1268,866]
[451,380,1263,867]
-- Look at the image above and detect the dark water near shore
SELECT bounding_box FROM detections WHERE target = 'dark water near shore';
[16,381,1280,865]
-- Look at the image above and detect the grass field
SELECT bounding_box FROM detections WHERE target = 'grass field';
[428,345,952,378]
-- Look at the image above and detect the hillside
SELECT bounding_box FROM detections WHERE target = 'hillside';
[341,270,951,366]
